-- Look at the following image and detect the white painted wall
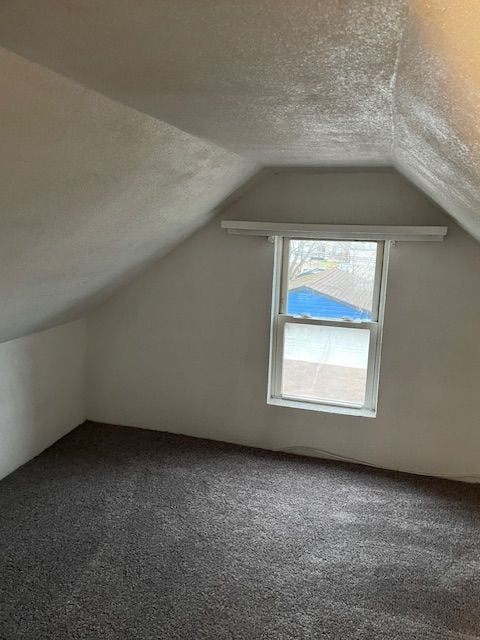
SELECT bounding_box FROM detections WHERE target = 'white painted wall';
[0,320,86,480]
[86,171,480,480]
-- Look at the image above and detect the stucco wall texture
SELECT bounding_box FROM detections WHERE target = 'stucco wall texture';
[0,1,479,341]
[0,49,255,343]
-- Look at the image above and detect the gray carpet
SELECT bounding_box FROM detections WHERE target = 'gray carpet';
[1,422,480,640]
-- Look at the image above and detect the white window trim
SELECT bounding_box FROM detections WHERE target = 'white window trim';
[267,237,391,418]
[222,220,448,242]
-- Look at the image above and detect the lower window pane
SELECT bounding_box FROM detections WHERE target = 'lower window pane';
[281,323,370,406]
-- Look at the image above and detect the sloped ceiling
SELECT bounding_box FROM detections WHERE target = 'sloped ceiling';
[0,0,405,165]
[0,1,479,340]
[394,1,480,242]
[0,48,254,342]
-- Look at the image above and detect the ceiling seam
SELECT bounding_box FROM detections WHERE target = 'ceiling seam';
[389,4,410,160]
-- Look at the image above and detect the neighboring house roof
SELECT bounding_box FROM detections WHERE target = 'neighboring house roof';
[290,269,372,312]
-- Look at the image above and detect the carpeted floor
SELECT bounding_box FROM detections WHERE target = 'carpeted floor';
[1,422,480,639]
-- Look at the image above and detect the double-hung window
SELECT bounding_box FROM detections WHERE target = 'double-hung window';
[268,237,389,417]
[221,218,447,417]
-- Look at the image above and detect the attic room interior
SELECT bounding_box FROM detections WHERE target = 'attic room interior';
[1,1,480,638]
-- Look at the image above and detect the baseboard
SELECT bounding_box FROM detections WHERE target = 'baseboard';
[85,420,480,484]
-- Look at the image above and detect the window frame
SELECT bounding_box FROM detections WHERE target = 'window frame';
[267,236,391,417]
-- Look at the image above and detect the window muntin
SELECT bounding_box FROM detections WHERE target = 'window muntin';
[269,238,387,415]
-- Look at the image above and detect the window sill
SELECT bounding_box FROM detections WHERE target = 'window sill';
[267,396,377,418]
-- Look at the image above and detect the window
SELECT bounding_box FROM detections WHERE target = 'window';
[222,218,447,415]
[268,238,389,417]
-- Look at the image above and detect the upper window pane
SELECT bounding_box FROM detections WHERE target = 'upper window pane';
[286,240,377,321]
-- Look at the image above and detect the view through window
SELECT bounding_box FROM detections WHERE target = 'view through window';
[269,239,386,414]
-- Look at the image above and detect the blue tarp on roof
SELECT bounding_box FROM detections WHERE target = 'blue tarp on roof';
[287,286,371,321]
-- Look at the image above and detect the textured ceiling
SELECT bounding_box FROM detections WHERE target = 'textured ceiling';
[0,0,405,165]
[0,48,254,342]
[394,1,480,241]
[0,1,479,340]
